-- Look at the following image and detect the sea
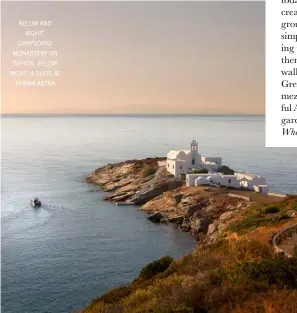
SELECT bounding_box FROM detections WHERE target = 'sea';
[1,115,297,313]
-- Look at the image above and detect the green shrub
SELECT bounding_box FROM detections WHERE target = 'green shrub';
[167,172,174,178]
[191,168,208,174]
[139,256,174,280]
[208,268,227,286]
[242,255,297,288]
[228,202,290,234]
[217,166,234,175]
[229,216,264,233]
[263,205,280,214]
[141,166,157,177]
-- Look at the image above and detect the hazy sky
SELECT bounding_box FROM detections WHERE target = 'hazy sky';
[2,1,265,114]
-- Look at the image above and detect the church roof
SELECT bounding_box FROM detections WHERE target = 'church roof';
[167,149,191,160]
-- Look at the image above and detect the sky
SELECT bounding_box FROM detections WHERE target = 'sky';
[2,1,265,114]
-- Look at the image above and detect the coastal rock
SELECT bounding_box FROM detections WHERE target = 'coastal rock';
[168,216,184,224]
[181,218,192,232]
[148,212,163,223]
[86,157,183,205]
[87,157,253,244]
[219,210,235,221]
[104,191,135,202]
[131,180,182,205]
[186,199,209,217]
[207,221,219,235]
[174,194,183,204]
[141,184,252,243]
[160,217,169,223]
[191,216,212,234]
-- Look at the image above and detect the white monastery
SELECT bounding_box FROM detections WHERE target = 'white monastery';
[167,139,222,177]
[167,140,269,194]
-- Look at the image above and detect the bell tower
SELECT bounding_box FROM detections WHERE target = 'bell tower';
[190,139,201,167]
[191,139,198,154]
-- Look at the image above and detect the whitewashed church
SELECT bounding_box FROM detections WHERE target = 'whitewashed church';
[166,139,269,194]
[167,139,222,177]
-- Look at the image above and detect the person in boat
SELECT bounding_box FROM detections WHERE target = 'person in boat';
[32,197,41,205]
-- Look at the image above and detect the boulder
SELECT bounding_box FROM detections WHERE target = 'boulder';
[148,212,163,223]
[160,217,169,223]
[174,194,183,204]
[131,181,182,205]
[219,211,235,221]
[207,221,219,235]
[186,199,210,217]
[186,204,202,217]
[191,216,212,233]
[180,218,192,232]
[168,216,184,224]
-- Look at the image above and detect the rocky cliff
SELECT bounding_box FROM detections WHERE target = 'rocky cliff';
[140,185,250,244]
[86,157,251,244]
[82,159,297,313]
[86,157,182,204]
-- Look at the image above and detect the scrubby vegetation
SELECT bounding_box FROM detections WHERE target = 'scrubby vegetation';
[139,256,173,280]
[228,196,297,235]
[191,168,208,174]
[167,172,175,178]
[81,237,297,313]
[217,166,235,175]
[141,166,157,178]
[263,205,280,214]
[81,196,297,313]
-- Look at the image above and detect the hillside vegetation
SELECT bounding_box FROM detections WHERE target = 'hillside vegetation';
[80,196,297,313]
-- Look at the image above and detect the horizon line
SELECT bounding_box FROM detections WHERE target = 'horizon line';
[1,113,265,118]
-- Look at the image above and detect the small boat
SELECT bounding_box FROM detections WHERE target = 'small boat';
[31,197,41,207]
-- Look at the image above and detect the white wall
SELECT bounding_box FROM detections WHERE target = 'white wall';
[167,160,176,176]
[254,185,269,194]
[175,160,189,177]
[195,174,222,186]
[201,156,222,166]
[187,174,204,186]
[203,163,220,172]
[167,159,194,178]
[187,173,220,186]
[187,173,240,188]
[234,172,266,190]
[186,170,268,191]
[195,178,209,186]
[221,176,240,188]
[248,177,266,189]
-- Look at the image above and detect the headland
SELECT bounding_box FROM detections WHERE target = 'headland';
[83,148,297,313]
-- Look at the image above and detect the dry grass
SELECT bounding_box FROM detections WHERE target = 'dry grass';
[222,290,297,313]
[81,237,297,313]
[80,196,297,313]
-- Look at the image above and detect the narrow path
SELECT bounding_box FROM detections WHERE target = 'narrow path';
[278,232,297,256]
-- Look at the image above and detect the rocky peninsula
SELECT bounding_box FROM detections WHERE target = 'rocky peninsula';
[82,157,297,313]
[86,157,295,245]
[86,157,182,204]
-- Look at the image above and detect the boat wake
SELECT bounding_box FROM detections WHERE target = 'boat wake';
[1,202,66,237]
[1,205,31,224]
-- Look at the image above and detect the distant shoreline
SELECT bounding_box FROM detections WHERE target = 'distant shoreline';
[1,113,265,118]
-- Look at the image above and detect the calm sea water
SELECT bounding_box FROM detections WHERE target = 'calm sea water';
[1,115,297,313]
